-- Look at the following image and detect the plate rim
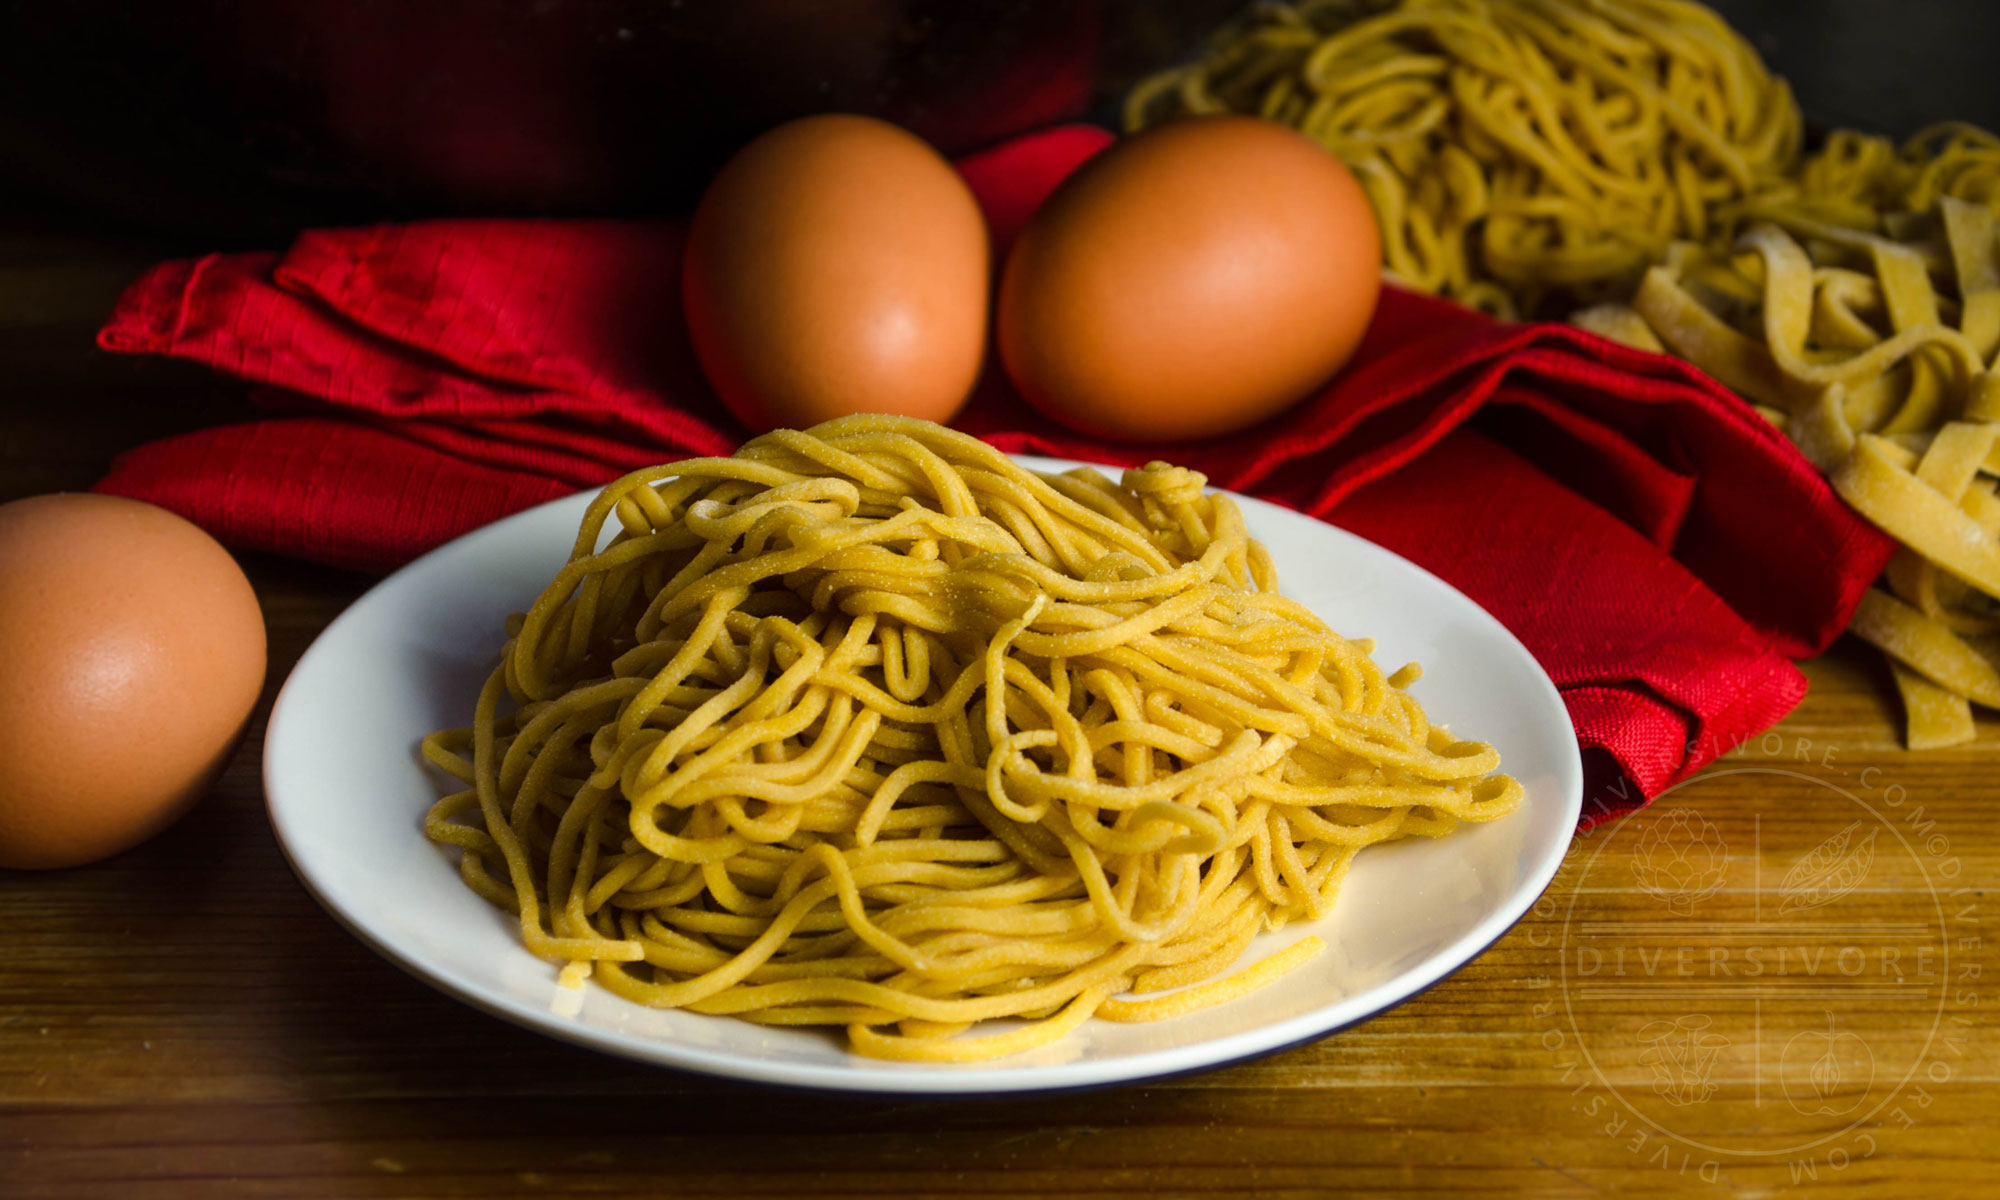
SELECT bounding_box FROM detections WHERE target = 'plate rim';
[263,454,1584,1094]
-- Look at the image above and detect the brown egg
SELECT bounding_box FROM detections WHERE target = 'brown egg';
[0,494,266,870]
[998,116,1382,442]
[683,114,990,432]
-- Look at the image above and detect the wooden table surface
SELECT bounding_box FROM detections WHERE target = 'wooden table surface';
[2,222,1994,1200]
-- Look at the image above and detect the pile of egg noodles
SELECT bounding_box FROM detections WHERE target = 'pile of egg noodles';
[1128,0,1803,317]
[423,417,1519,1060]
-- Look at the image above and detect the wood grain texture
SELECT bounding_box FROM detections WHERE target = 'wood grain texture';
[1,230,1994,1200]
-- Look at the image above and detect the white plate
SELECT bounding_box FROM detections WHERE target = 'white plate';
[265,456,1582,1094]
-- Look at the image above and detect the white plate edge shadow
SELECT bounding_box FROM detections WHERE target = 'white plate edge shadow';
[263,453,1584,1094]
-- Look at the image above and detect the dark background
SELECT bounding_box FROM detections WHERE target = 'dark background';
[0,0,1992,245]
[1716,1,2000,139]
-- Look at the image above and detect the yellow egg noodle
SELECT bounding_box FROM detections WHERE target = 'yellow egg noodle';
[421,416,1519,1060]
[1127,0,1801,318]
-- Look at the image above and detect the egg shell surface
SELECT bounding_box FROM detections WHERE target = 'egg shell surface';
[998,115,1382,442]
[683,114,991,432]
[0,494,266,870]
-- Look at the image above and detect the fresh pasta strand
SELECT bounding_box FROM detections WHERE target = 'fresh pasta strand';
[422,416,1519,1060]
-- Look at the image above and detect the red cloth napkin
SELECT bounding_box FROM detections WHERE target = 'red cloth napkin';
[94,125,1893,829]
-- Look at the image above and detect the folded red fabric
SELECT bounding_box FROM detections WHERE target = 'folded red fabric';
[94,124,1893,827]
